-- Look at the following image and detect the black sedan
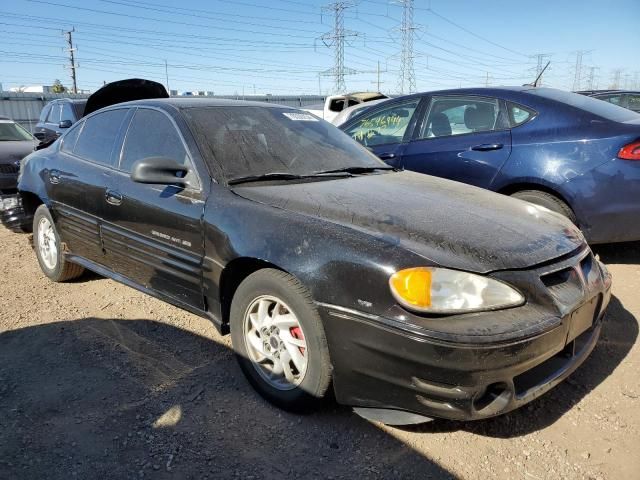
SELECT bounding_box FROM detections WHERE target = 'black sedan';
[0,117,36,227]
[14,97,611,424]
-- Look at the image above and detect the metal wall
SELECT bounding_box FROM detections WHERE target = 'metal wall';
[0,92,325,132]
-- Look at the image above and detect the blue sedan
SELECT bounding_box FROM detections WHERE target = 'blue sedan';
[340,87,640,244]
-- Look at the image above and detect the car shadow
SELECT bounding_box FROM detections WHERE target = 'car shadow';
[0,318,457,480]
[400,295,637,438]
[592,241,640,265]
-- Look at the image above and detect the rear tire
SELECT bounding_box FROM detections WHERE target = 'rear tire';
[230,268,332,412]
[33,205,84,282]
[511,190,577,224]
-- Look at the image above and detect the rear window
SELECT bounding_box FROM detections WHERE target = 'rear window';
[528,88,638,122]
[182,106,384,182]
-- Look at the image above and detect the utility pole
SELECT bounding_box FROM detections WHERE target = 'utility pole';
[394,0,418,94]
[65,28,78,94]
[318,1,359,93]
[375,61,382,91]
[164,60,170,93]
[484,71,491,87]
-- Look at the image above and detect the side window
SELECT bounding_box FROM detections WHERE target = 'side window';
[39,104,51,122]
[420,96,500,139]
[507,102,536,127]
[46,104,61,123]
[61,103,75,122]
[344,100,420,147]
[120,109,198,187]
[61,121,83,153]
[625,94,640,112]
[598,94,622,106]
[73,109,128,166]
[329,98,346,112]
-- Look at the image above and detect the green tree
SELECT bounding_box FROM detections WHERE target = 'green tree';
[51,79,67,93]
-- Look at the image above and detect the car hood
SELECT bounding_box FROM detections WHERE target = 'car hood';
[0,141,35,164]
[233,171,585,273]
[83,78,168,116]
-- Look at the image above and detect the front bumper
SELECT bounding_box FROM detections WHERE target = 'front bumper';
[0,194,32,232]
[320,254,612,422]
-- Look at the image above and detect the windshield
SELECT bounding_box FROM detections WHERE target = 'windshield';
[0,122,34,141]
[181,106,386,182]
[528,88,639,123]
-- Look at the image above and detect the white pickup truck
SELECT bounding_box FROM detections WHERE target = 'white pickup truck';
[303,92,388,124]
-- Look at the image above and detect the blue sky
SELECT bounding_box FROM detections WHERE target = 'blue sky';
[1,0,638,94]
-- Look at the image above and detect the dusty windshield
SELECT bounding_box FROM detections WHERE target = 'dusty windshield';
[181,106,387,182]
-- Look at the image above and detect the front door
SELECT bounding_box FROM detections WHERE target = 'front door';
[341,98,422,169]
[50,108,130,264]
[400,95,512,189]
[101,107,206,310]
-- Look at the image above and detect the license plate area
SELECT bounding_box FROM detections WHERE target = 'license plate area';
[566,295,600,345]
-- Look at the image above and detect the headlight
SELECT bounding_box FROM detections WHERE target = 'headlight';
[389,267,524,314]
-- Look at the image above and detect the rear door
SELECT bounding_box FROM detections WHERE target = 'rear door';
[399,95,512,189]
[341,98,423,168]
[101,107,206,310]
[51,108,130,264]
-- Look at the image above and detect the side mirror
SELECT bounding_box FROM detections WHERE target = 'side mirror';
[130,157,189,186]
[58,120,73,129]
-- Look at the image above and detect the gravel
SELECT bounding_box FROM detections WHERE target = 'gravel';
[0,227,638,479]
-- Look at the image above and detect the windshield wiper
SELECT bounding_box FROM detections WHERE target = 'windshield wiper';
[228,172,307,185]
[314,166,398,175]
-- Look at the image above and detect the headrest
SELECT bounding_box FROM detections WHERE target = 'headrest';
[464,103,495,131]
[430,112,452,137]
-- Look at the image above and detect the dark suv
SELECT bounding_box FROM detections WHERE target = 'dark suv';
[34,98,86,143]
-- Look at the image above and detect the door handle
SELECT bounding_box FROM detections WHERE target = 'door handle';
[378,152,396,160]
[471,143,503,151]
[105,190,123,206]
[49,169,60,184]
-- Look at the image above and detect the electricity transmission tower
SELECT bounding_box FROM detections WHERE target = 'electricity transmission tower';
[526,53,551,86]
[571,50,592,91]
[319,1,359,93]
[64,27,78,94]
[611,69,622,89]
[586,66,599,90]
[394,0,418,94]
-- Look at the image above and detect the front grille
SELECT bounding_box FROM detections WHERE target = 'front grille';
[539,250,598,306]
[0,164,19,174]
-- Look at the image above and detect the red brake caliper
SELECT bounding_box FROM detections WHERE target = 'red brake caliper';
[289,327,305,354]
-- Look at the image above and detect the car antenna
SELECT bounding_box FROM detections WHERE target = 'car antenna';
[525,61,551,87]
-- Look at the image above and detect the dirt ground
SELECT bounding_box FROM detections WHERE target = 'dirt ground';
[0,226,638,480]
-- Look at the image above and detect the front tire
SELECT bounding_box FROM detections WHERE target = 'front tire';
[33,205,84,282]
[230,269,332,412]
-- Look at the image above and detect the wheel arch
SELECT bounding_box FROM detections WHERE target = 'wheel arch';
[218,257,287,333]
[498,182,574,208]
[497,181,581,225]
